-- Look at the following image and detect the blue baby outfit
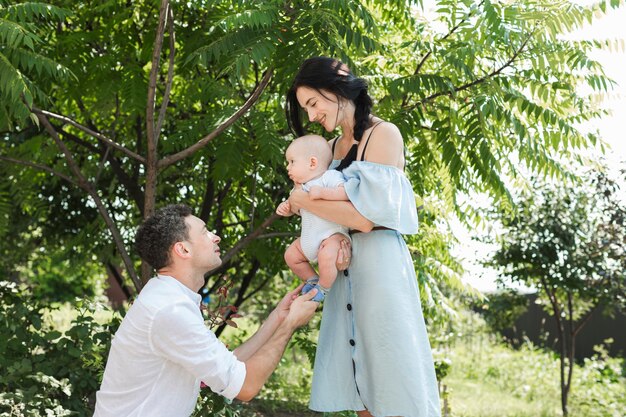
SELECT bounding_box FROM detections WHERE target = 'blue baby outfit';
[308,160,441,417]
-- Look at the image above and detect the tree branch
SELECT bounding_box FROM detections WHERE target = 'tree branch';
[158,68,274,169]
[59,129,145,210]
[257,232,297,239]
[214,180,233,236]
[406,32,533,110]
[413,0,485,77]
[241,272,274,303]
[155,5,175,141]
[0,155,79,187]
[402,0,485,107]
[36,113,142,293]
[138,0,171,283]
[59,129,99,153]
[199,167,215,222]
[31,107,146,163]
[572,301,602,337]
[146,0,169,149]
[208,212,280,276]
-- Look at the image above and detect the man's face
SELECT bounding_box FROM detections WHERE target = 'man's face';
[184,215,222,270]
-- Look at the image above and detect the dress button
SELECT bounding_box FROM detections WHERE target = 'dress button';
[343,270,349,277]
[347,304,352,311]
[349,339,355,346]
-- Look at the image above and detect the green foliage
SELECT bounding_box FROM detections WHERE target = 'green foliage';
[440,311,626,417]
[290,326,318,368]
[0,281,121,416]
[472,289,529,335]
[193,391,247,417]
[487,165,626,415]
[490,168,626,313]
[0,0,624,347]
[0,2,72,130]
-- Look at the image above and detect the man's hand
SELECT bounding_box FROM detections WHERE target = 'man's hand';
[284,290,319,329]
[276,201,294,217]
[335,238,352,271]
[274,284,303,322]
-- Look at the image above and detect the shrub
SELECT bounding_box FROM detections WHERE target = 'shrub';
[0,281,121,416]
[472,289,528,336]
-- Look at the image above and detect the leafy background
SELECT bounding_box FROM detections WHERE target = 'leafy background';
[0,0,625,416]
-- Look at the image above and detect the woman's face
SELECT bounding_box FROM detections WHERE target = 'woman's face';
[296,86,342,132]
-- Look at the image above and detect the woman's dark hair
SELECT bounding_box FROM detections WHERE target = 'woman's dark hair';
[135,204,192,270]
[286,56,373,142]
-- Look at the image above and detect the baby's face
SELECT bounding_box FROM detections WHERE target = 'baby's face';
[285,146,313,184]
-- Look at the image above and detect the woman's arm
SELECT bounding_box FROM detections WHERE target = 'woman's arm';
[308,185,348,201]
[289,122,404,232]
[288,191,374,232]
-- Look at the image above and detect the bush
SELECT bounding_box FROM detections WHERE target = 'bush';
[471,289,528,336]
[0,281,121,416]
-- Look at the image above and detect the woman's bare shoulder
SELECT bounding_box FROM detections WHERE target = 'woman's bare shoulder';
[362,121,404,165]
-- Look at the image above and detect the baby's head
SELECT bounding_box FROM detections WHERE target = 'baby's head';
[285,135,332,184]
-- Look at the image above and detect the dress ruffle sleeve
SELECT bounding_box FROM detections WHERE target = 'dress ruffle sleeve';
[341,161,419,235]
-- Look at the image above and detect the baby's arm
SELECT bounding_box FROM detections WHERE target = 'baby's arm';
[308,185,348,201]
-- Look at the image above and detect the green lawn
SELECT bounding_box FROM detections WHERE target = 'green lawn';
[438,329,624,417]
[446,372,559,417]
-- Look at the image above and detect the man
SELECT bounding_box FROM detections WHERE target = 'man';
[94,204,319,416]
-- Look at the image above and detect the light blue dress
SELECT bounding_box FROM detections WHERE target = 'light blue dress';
[309,161,441,417]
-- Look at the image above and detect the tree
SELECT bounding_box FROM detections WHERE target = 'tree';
[489,167,626,416]
[0,0,623,314]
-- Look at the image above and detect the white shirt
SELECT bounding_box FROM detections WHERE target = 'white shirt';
[94,275,246,417]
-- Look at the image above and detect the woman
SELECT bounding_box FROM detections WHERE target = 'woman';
[286,57,441,417]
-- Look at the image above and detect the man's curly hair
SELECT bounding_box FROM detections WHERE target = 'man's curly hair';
[135,204,193,270]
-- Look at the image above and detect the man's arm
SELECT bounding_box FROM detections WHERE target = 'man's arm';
[236,290,318,401]
[308,185,349,201]
[233,285,302,361]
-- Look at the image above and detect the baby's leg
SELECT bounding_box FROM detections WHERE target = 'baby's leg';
[317,233,349,290]
[285,238,317,281]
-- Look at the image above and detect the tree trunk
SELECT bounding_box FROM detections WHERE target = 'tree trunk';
[541,281,568,417]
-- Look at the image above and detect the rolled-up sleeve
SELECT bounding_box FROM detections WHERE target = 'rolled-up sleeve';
[150,301,246,400]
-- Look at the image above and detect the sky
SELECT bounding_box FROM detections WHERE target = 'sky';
[430,2,626,292]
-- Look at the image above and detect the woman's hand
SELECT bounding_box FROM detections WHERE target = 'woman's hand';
[335,238,352,271]
[287,188,309,214]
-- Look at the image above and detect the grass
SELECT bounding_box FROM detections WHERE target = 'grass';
[443,337,561,417]
[446,378,556,417]
[436,313,625,417]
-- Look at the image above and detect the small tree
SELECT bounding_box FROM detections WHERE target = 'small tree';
[490,167,626,417]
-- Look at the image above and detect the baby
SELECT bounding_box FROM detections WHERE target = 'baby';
[276,135,350,302]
